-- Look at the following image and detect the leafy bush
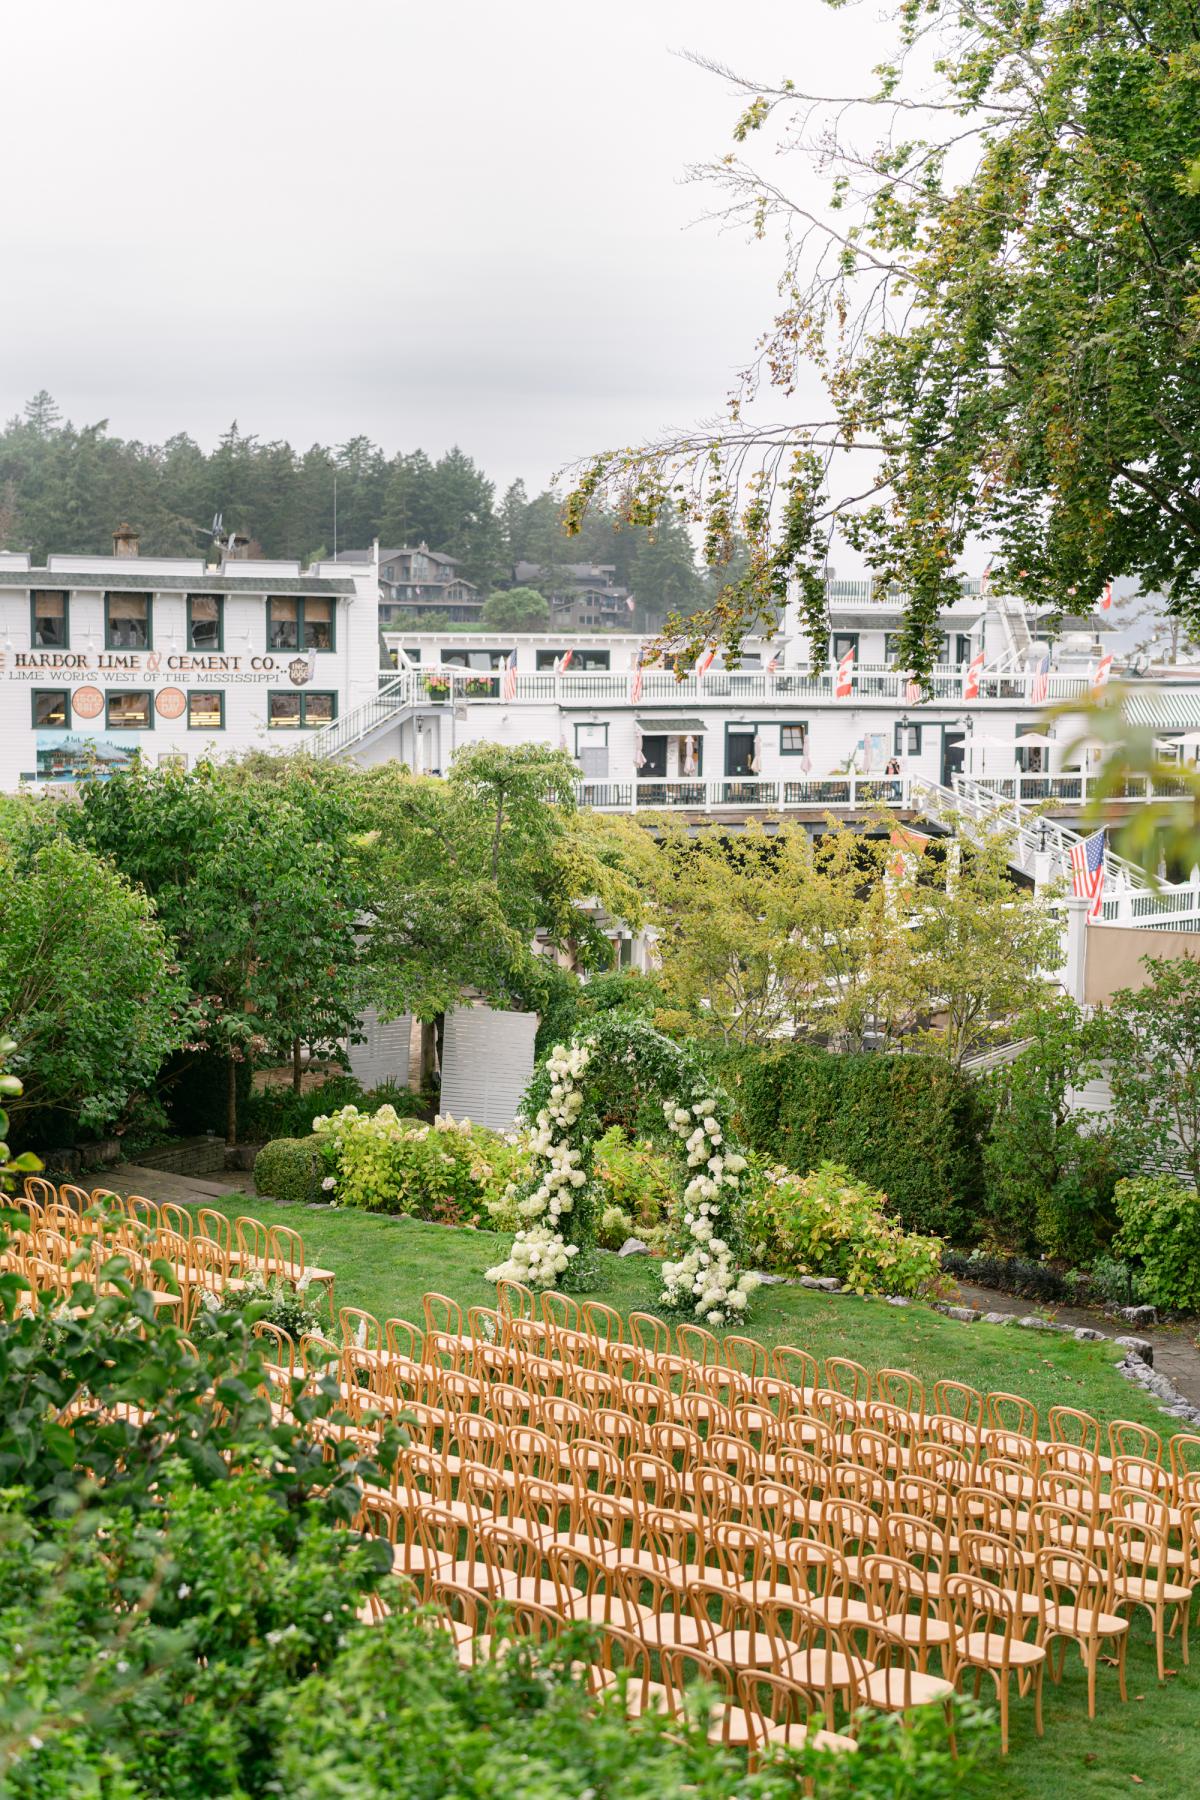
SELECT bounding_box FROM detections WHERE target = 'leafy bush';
[710,1045,984,1241]
[253,1135,325,1205]
[593,1124,675,1232]
[1114,1174,1200,1311]
[596,1202,637,1249]
[744,1161,944,1297]
[940,1247,1074,1304]
[242,1075,429,1144]
[311,1104,522,1221]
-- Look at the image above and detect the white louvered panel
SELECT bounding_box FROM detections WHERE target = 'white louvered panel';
[439,1004,538,1131]
[348,1006,415,1090]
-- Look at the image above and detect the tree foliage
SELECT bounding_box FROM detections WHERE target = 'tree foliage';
[0,831,193,1136]
[481,584,552,630]
[0,399,703,624]
[566,0,1200,671]
[1104,953,1200,1190]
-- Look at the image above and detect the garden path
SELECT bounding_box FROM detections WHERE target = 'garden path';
[101,1163,254,1206]
[953,1279,1200,1407]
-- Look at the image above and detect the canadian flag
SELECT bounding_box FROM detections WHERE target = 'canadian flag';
[555,647,574,673]
[835,646,854,698]
[630,662,644,704]
[1093,652,1113,690]
[1100,581,1113,612]
[694,647,716,679]
[964,651,986,701]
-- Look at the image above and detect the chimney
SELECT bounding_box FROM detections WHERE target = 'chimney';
[112,522,140,558]
[227,530,252,561]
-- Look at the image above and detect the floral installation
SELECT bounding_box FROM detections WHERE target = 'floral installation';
[659,1096,759,1326]
[486,1015,756,1321]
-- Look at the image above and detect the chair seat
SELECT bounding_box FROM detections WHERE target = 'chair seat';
[863,1667,955,1709]
[1043,1603,1129,1639]
[805,1594,875,1630]
[633,1610,709,1647]
[1111,1575,1191,1606]
[775,1647,865,1689]
[703,1627,777,1668]
[761,1720,858,1755]
[960,1632,1047,1668]
[884,1609,953,1647]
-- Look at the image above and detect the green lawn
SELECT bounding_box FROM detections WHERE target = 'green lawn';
[194,1196,1200,1799]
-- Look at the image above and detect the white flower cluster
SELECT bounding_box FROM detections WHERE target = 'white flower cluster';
[659,1096,758,1326]
[486,1222,580,1287]
[486,1039,592,1289]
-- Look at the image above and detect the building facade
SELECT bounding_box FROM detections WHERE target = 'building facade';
[0,532,380,790]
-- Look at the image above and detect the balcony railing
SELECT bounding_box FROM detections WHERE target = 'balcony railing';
[402,664,1095,706]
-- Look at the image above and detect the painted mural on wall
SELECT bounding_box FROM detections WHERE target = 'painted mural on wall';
[35,733,141,782]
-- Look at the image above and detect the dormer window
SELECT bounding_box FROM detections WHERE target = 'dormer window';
[105,593,152,650]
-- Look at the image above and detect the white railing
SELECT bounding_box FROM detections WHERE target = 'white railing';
[932,774,1200,931]
[961,771,1194,807]
[577,775,913,812]
[308,674,413,759]
[375,664,1094,707]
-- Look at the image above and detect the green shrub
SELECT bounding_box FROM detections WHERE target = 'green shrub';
[191,1270,330,1340]
[709,1045,984,1241]
[253,1134,325,1205]
[744,1160,944,1297]
[596,1202,636,1249]
[1114,1174,1200,1310]
[593,1124,675,1232]
[311,1103,522,1221]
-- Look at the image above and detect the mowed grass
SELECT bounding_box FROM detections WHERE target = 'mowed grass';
[193,1196,1200,1799]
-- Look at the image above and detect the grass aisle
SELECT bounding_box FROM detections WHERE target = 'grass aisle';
[194,1196,1199,1799]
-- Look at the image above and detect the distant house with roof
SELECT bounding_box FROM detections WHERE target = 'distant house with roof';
[512,560,633,630]
[333,545,480,624]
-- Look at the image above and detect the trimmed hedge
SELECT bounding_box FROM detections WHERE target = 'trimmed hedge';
[706,1045,985,1241]
[253,1135,325,1205]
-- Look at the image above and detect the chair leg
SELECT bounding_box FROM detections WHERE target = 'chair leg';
[1086,1643,1097,1721]
[1117,1631,1129,1703]
[998,1677,1010,1756]
[1154,1607,1167,1682]
[1034,1661,1044,1738]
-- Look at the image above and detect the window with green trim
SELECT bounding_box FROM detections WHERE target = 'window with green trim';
[267,596,335,652]
[105,593,152,650]
[187,595,223,651]
[894,722,922,755]
[31,591,69,649]
[32,689,69,728]
[106,691,154,729]
[187,691,225,729]
[267,690,338,729]
[779,722,809,754]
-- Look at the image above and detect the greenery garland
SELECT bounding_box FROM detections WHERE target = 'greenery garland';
[485,1015,759,1324]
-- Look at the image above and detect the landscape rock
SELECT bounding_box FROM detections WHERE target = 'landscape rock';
[1017,1315,1054,1331]
[753,1271,789,1286]
[885,1296,910,1307]
[1119,1304,1158,1329]
[813,1277,841,1292]
[617,1238,651,1258]
[942,1305,981,1323]
[1113,1334,1154,1366]
[1073,1327,1107,1343]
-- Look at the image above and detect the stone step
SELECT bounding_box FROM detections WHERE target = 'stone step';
[103,1163,255,1205]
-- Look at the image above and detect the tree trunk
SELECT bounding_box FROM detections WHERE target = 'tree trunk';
[226,1056,238,1147]
[292,1036,303,1093]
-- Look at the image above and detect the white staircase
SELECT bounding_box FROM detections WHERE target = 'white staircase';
[991,590,1036,673]
[911,775,1200,929]
[307,673,417,761]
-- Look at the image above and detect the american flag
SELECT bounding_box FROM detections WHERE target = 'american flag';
[1069,827,1106,920]
[964,650,985,701]
[765,652,779,676]
[981,559,993,595]
[1093,652,1113,690]
[1030,654,1050,703]
[905,674,923,705]
[835,646,854,698]
[630,660,644,704]
[554,647,574,673]
[1100,581,1113,612]
[501,650,518,702]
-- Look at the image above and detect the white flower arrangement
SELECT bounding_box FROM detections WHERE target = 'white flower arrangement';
[658,1093,759,1325]
[485,1038,594,1289]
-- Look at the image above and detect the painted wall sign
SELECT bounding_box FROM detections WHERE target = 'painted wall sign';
[155,687,187,719]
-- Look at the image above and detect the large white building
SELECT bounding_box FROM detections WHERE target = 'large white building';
[332,577,1130,805]
[0,529,381,789]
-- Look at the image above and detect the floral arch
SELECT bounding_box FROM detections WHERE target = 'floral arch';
[485,1014,760,1325]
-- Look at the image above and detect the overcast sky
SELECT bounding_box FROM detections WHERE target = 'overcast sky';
[3,0,877,492]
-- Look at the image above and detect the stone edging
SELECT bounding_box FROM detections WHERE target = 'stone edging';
[746,1263,1200,1428]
